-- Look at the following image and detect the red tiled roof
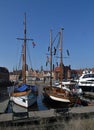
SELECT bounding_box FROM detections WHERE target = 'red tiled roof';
[54,67,60,72]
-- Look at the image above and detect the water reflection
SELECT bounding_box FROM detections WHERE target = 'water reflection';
[37,94,48,110]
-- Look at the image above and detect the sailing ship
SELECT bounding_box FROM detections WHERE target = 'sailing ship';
[43,28,81,106]
[11,13,38,108]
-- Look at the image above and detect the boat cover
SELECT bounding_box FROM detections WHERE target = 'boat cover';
[16,84,29,92]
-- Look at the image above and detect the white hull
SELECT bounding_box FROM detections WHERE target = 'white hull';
[11,93,37,108]
[50,95,70,103]
[78,82,94,87]
[78,83,94,92]
[77,71,94,92]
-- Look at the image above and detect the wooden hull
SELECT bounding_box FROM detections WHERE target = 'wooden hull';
[43,86,81,106]
[11,89,31,97]
[43,86,70,103]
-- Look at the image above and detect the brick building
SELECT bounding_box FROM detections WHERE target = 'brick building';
[54,64,71,80]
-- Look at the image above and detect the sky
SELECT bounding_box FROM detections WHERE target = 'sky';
[0,0,94,72]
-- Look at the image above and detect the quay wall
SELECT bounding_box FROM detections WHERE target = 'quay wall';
[0,106,94,123]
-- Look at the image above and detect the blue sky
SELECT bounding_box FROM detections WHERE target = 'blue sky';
[0,0,94,72]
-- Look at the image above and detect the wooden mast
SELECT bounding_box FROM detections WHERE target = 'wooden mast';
[23,13,26,84]
[60,28,64,87]
[50,29,52,86]
[17,13,33,84]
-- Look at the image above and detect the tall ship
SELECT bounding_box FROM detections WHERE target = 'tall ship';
[43,28,81,106]
[10,13,38,108]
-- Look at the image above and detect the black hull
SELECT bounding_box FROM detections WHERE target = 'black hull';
[78,85,94,92]
[43,92,69,108]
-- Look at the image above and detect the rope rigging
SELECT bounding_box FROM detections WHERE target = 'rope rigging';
[27,44,33,69]
[46,31,61,69]
[46,30,70,69]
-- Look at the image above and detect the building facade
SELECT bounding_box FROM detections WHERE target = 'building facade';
[54,64,71,80]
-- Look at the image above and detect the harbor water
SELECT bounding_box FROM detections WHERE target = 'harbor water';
[6,83,69,113]
[1,82,94,114]
[6,83,82,113]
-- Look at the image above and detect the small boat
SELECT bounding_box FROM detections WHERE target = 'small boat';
[43,28,81,106]
[11,84,37,108]
[43,86,70,103]
[78,70,94,92]
[10,13,38,108]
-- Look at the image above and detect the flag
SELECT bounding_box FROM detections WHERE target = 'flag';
[56,62,58,66]
[48,46,50,51]
[32,42,36,48]
[46,56,49,66]
[46,62,48,66]
[47,56,49,63]
[54,47,56,55]
[67,49,70,56]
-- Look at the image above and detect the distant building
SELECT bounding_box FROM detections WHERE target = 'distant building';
[9,66,94,82]
[9,70,22,82]
[54,64,71,80]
